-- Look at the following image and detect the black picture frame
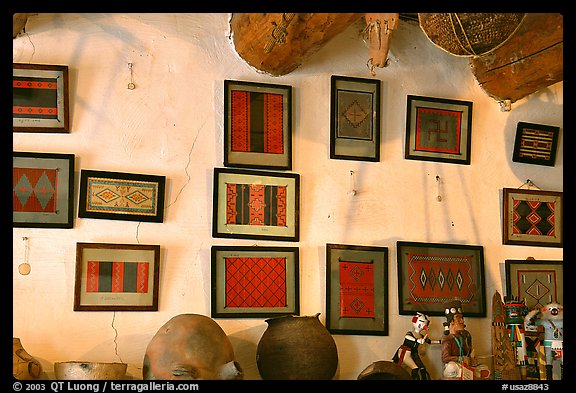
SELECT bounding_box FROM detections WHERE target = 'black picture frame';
[330,75,381,162]
[512,121,560,166]
[13,151,75,228]
[78,169,166,223]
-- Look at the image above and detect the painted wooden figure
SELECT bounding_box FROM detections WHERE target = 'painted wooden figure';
[441,300,478,379]
[503,296,529,379]
[525,302,563,380]
[392,312,441,379]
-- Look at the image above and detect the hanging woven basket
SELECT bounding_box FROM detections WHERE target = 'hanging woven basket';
[418,13,525,57]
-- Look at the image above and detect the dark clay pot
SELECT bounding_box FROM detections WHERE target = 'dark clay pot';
[256,313,338,380]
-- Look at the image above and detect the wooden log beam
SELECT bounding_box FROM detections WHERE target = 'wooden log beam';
[469,13,563,108]
[229,13,363,76]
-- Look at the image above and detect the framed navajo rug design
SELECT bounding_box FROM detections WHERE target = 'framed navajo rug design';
[13,151,75,228]
[405,95,473,165]
[13,63,70,133]
[74,242,160,311]
[211,245,299,318]
[78,169,166,223]
[512,122,560,167]
[502,188,563,248]
[330,75,381,162]
[212,167,300,241]
[505,259,563,311]
[326,244,388,335]
[397,241,486,317]
[224,80,292,170]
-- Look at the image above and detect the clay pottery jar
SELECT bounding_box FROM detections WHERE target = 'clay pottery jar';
[143,313,243,380]
[13,337,42,380]
[256,313,338,380]
[54,361,127,380]
[357,360,411,380]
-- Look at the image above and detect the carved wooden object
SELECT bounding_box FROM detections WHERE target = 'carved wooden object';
[363,13,399,72]
[229,13,363,76]
[470,13,563,107]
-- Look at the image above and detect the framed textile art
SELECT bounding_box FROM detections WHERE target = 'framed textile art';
[505,259,563,311]
[78,169,166,223]
[13,63,70,133]
[74,242,160,311]
[224,79,292,170]
[330,75,381,162]
[405,95,473,165]
[212,167,300,242]
[325,244,388,335]
[502,188,563,248]
[512,122,560,167]
[13,151,75,228]
[211,245,299,318]
[397,241,486,317]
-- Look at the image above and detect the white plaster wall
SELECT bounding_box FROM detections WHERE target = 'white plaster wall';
[13,13,563,381]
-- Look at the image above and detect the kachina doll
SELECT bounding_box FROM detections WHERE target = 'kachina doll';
[441,300,477,379]
[525,302,563,380]
[503,296,529,378]
[392,312,441,380]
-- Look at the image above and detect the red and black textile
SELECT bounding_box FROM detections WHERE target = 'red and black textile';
[224,257,287,308]
[512,199,555,236]
[86,261,149,293]
[13,77,59,119]
[13,167,58,213]
[230,90,284,154]
[415,107,462,154]
[339,260,375,318]
[225,183,287,226]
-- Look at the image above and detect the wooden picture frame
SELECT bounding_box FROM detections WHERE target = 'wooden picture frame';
[13,63,70,133]
[326,243,388,335]
[74,242,160,311]
[224,80,292,170]
[505,259,563,310]
[405,95,473,164]
[78,169,166,223]
[211,245,299,318]
[212,167,300,242]
[512,121,560,167]
[330,75,381,161]
[13,151,75,228]
[502,188,563,248]
[397,241,486,317]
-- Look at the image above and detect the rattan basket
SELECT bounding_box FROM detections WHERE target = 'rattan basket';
[419,13,525,57]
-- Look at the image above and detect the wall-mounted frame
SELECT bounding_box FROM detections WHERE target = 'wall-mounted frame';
[74,242,160,311]
[224,79,292,170]
[512,122,560,167]
[397,241,486,317]
[502,188,563,248]
[211,245,299,318]
[505,259,563,310]
[405,95,472,165]
[212,167,300,242]
[13,151,75,228]
[326,244,388,335]
[330,75,381,162]
[13,63,70,133]
[78,169,166,223]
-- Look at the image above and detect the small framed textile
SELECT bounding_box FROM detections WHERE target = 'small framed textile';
[330,75,381,162]
[74,242,160,311]
[512,122,560,166]
[326,244,388,335]
[13,63,70,133]
[78,169,166,223]
[405,95,473,164]
[212,167,300,242]
[224,80,292,170]
[502,188,563,248]
[505,259,563,310]
[211,245,299,318]
[397,241,486,317]
[13,151,75,228]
